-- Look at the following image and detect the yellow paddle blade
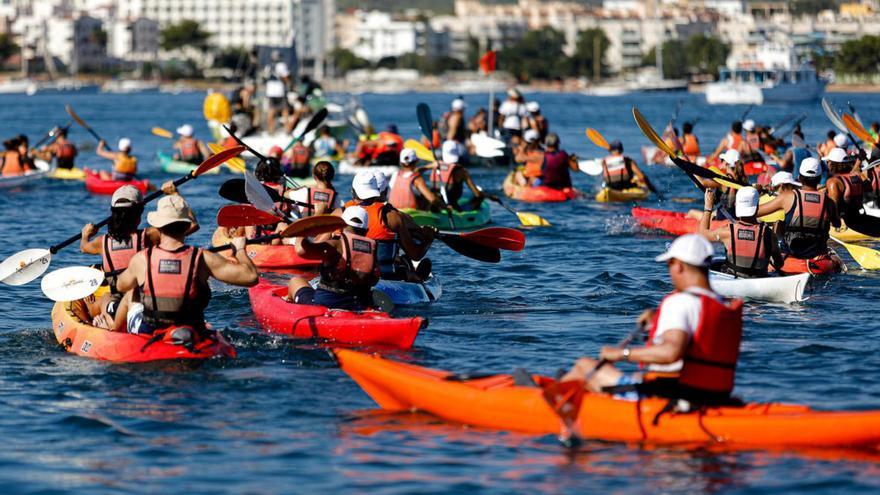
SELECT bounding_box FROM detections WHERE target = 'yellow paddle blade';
[706,166,745,190]
[151,127,173,139]
[517,211,551,227]
[758,194,783,223]
[208,142,246,173]
[843,113,876,144]
[633,108,676,157]
[404,139,435,162]
[831,236,880,270]
[585,128,609,150]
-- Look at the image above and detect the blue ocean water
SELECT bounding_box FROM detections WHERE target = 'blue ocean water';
[0,90,879,493]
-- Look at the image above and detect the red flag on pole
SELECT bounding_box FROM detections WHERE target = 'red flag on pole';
[479,50,496,75]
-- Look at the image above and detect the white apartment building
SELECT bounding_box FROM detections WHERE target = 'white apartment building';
[342,10,422,62]
[107,16,159,61]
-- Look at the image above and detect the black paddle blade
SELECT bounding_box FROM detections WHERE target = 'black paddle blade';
[219,179,283,204]
[302,107,329,136]
[440,235,501,263]
[416,103,433,141]
[223,124,266,161]
[671,158,747,187]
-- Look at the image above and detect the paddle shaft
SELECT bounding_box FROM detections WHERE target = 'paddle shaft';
[34,123,71,149]
[282,107,328,153]
[208,233,285,253]
[586,326,645,381]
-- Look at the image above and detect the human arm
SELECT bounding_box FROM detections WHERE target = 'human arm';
[755,191,788,218]
[698,189,729,242]
[79,224,103,254]
[96,140,115,160]
[413,176,441,206]
[386,209,433,260]
[114,251,145,293]
[630,161,658,192]
[202,237,259,287]
[599,329,688,365]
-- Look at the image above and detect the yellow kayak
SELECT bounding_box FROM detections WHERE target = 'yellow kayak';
[48,166,85,181]
[595,186,649,203]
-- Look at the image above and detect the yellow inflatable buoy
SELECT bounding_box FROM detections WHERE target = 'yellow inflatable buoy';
[203,91,231,123]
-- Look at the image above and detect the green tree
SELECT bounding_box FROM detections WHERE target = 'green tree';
[644,40,688,79]
[684,34,730,77]
[790,0,839,16]
[160,20,211,52]
[834,35,880,75]
[0,33,19,62]
[570,28,610,80]
[329,48,371,74]
[498,27,568,82]
[213,47,248,70]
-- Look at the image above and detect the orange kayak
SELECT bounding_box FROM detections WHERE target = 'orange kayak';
[211,227,319,271]
[335,349,880,450]
[779,253,844,275]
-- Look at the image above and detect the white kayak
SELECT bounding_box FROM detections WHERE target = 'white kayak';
[375,274,442,306]
[336,159,397,178]
[0,159,52,189]
[709,271,810,304]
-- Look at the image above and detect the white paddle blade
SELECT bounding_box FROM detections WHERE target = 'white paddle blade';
[578,159,603,176]
[355,108,371,129]
[475,144,504,159]
[0,249,52,286]
[471,132,506,150]
[244,170,278,214]
[41,266,104,302]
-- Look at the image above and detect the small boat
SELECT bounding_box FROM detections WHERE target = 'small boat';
[709,271,810,304]
[399,202,491,230]
[48,166,86,181]
[502,171,579,203]
[211,228,319,271]
[595,186,649,203]
[156,151,219,175]
[83,169,150,196]
[0,159,51,189]
[375,275,442,306]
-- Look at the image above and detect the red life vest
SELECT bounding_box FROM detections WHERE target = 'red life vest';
[649,291,743,395]
[221,136,238,149]
[429,162,458,191]
[307,186,336,215]
[179,138,202,162]
[602,156,633,187]
[867,167,880,194]
[292,143,310,166]
[839,174,864,205]
[374,132,403,157]
[361,202,396,241]
[388,169,419,209]
[56,142,76,162]
[101,231,144,273]
[727,221,770,277]
[141,246,207,328]
[318,231,379,294]
[1,150,24,176]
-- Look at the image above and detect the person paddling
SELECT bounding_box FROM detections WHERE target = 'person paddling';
[42,128,78,170]
[0,137,31,177]
[680,122,700,160]
[738,119,764,166]
[562,234,744,405]
[756,159,840,263]
[513,129,544,185]
[600,139,655,193]
[284,206,380,311]
[426,140,495,211]
[825,147,880,236]
[284,160,342,217]
[698,187,784,278]
[388,148,442,211]
[173,124,209,164]
[109,195,259,339]
[96,138,138,181]
[709,121,742,162]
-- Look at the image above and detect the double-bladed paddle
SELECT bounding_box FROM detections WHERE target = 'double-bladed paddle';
[34,122,72,149]
[217,205,283,228]
[282,107,328,153]
[66,104,106,147]
[416,102,456,229]
[0,147,245,286]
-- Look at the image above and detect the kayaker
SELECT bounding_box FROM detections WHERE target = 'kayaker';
[562,233,744,404]
[247,157,291,243]
[738,119,764,164]
[388,148,441,211]
[172,124,209,164]
[282,141,311,179]
[524,101,548,140]
[353,124,378,166]
[756,158,840,261]
[825,147,880,236]
[284,206,379,311]
[313,126,345,160]
[600,139,655,193]
[427,140,494,211]
[43,128,78,170]
[513,129,544,185]
[284,160,341,217]
[699,186,783,278]
[445,98,467,145]
[81,182,192,329]
[16,134,36,171]
[782,131,812,178]
[0,137,30,177]
[110,195,259,340]
[264,50,291,135]
[348,170,435,281]
[373,125,404,166]
[96,138,138,181]
[498,87,527,145]
[864,159,880,207]
[817,130,836,158]
[681,122,700,160]
[709,121,742,161]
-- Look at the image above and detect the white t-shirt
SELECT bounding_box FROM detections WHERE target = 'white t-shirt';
[313,136,337,158]
[649,287,720,373]
[265,62,289,98]
[287,186,343,217]
[498,100,526,130]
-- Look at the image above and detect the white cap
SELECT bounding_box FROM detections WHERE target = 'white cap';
[372,170,388,193]
[523,129,540,144]
[526,101,540,113]
[719,148,740,166]
[111,185,142,207]
[352,170,380,199]
[451,98,466,111]
[177,124,194,137]
[441,140,461,164]
[118,138,131,151]
[743,119,756,132]
[800,157,821,177]
[823,147,847,163]
[735,186,760,217]
[654,233,714,267]
[342,206,369,229]
[833,133,848,147]
[770,171,801,188]
[399,148,418,165]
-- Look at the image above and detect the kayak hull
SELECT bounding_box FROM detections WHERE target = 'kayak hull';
[51,296,235,363]
[211,228,319,270]
[47,166,86,180]
[709,271,810,304]
[156,151,219,175]
[84,169,149,195]
[502,172,579,203]
[335,349,880,449]
[400,202,491,230]
[632,207,726,235]
[248,280,425,348]
[596,186,649,203]
[374,275,442,305]
[0,160,51,189]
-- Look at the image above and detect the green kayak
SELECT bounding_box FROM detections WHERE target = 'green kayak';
[156,152,219,175]
[400,201,491,230]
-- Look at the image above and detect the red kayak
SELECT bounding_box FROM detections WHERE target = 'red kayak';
[632,207,727,235]
[248,279,426,348]
[502,172,579,203]
[84,169,150,195]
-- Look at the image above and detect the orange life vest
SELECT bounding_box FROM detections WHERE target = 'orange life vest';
[602,155,633,188]
[178,138,202,162]
[141,245,207,328]
[726,132,742,150]
[114,154,138,175]
[727,221,770,277]
[1,150,24,176]
[682,134,700,157]
[388,169,420,210]
[649,292,743,396]
[102,231,144,273]
[361,202,396,241]
[374,132,403,157]
[523,150,545,179]
[317,230,379,295]
[221,136,238,149]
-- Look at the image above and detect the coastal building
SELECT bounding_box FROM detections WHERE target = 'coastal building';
[107,16,159,62]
